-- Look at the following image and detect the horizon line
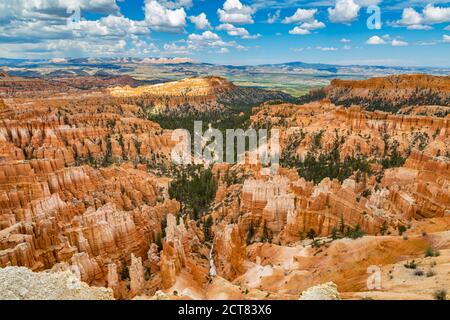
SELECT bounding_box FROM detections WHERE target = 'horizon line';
[1,57,450,70]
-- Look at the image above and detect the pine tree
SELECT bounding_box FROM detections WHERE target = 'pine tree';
[262,222,272,243]
[155,232,163,252]
[331,227,338,240]
[339,216,345,236]
[203,216,214,242]
[307,229,317,240]
[168,165,218,220]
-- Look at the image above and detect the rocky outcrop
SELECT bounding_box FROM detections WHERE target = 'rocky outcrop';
[129,254,145,296]
[160,214,188,289]
[109,77,293,116]
[299,282,341,300]
[322,74,450,112]
[0,81,183,292]
[0,92,182,289]
[247,102,449,240]
[0,73,143,98]
[213,223,246,280]
[0,266,113,300]
[158,213,208,290]
[233,173,382,243]
[107,263,119,293]
[381,151,450,219]
[241,176,295,240]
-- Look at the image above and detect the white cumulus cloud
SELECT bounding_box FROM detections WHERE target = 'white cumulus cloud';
[394,5,450,29]
[289,26,311,35]
[283,7,325,35]
[159,0,193,9]
[189,13,211,30]
[217,0,255,24]
[186,30,246,51]
[423,4,450,23]
[217,23,260,39]
[391,39,408,46]
[288,19,325,35]
[300,20,325,30]
[188,30,221,42]
[0,0,120,22]
[366,35,386,45]
[144,0,187,32]
[282,8,317,24]
[328,0,360,24]
[367,35,410,47]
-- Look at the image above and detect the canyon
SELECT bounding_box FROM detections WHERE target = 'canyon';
[0,73,449,300]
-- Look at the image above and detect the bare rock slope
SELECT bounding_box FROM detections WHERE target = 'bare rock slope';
[0,267,113,300]
[109,76,293,115]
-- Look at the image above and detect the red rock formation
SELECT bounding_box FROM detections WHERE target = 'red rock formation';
[0,84,184,291]
[1,73,449,300]
[107,263,119,294]
[0,73,142,98]
[323,74,450,110]
[109,77,292,116]
[129,253,145,296]
[160,214,187,289]
[213,223,246,280]
[230,101,449,245]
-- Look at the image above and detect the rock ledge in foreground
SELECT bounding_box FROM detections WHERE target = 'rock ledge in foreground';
[299,282,341,300]
[0,267,114,300]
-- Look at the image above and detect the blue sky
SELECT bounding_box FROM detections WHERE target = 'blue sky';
[0,0,449,67]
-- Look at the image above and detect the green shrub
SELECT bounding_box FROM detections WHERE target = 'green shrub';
[307,229,317,240]
[397,225,407,235]
[261,222,273,243]
[331,227,339,240]
[425,247,440,258]
[426,269,436,277]
[349,224,365,239]
[413,269,424,276]
[379,221,388,236]
[144,267,151,281]
[311,239,321,248]
[120,265,130,281]
[433,289,447,300]
[404,260,417,269]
